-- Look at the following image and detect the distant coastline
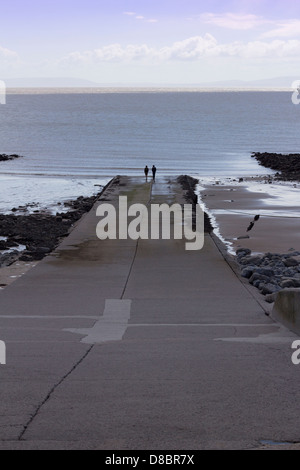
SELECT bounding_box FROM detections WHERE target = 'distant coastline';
[6,87,292,94]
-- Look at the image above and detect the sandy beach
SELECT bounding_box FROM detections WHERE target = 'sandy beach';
[198,176,300,256]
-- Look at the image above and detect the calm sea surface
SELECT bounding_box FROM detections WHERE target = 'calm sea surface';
[1,90,299,178]
[0,90,299,212]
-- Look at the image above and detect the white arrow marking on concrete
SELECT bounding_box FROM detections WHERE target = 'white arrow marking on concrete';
[64,299,132,344]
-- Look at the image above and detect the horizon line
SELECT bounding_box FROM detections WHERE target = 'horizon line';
[5,86,292,94]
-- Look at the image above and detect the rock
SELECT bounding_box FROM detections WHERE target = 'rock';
[245,255,263,266]
[241,267,255,279]
[255,267,275,277]
[0,250,19,267]
[0,193,102,262]
[283,257,299,267]
[236,247,300,298]
[0,154,23,162]
[249,273,270,285]
[0,241,8,250]
[35,247,51,254]
[19,253,35,262]
[252,152,300,181]
[281,278,300,289]
[281,279,296,289]
[236,248,252,257]
[260,283,280,296]
[253,279,262,288]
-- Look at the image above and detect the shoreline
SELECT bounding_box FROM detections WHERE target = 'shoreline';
[0,178,114,290]
[1,169,300,303]
[198,175,300,255]
[198,174,300,303]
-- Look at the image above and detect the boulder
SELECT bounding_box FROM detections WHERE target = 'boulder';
[236,248,251,257]
[249,273,270,285]
[283,257,299,268]
[241,267,255,279]
[260,283,280,296]
[0,250,19,267]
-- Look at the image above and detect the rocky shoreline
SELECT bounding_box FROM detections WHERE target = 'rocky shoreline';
[0,187,109,268]
[237,248,300,303]
[0,153,23,162]
[252,152,300,181]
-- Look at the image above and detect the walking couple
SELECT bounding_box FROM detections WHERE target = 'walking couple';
[144,165,157,181]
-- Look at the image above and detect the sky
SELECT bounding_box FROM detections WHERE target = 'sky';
[1,0,300,85]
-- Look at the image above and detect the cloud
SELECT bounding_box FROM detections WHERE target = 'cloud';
[61,44,157,64]
[0,45,19,60]
[200,13,266,30]
[221,39,300,59]
[123,11,158,24]
[60,35,300,66]
[262,20,300,38]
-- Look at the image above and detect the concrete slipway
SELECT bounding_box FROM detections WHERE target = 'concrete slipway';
[0,176,299,450]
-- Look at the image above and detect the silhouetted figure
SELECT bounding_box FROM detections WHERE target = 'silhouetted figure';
[152,165,157,181]
[247,222,255,232]
[144,166,149,180]
[246,214,261,233]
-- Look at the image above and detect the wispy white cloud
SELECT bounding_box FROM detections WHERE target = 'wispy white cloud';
[0,45,19,60]
[59,34,300,66]
[200,12,266,30]
[123,11,158,24]
[201,12,300,40]
[262,20,300,38]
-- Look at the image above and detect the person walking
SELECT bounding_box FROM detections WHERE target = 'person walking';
[144,166,149,180]
[152,165,157,181]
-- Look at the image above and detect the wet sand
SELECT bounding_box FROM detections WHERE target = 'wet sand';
[198,177,300,255]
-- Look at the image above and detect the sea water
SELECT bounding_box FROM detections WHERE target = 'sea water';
[0,89,299,213]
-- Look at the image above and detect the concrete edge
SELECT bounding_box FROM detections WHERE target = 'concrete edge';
[271,288,300,337]
[209,231,273,317]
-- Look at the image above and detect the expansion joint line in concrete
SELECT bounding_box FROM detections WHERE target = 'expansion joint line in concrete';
[120,180,154,300]
[18,345,94,441]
